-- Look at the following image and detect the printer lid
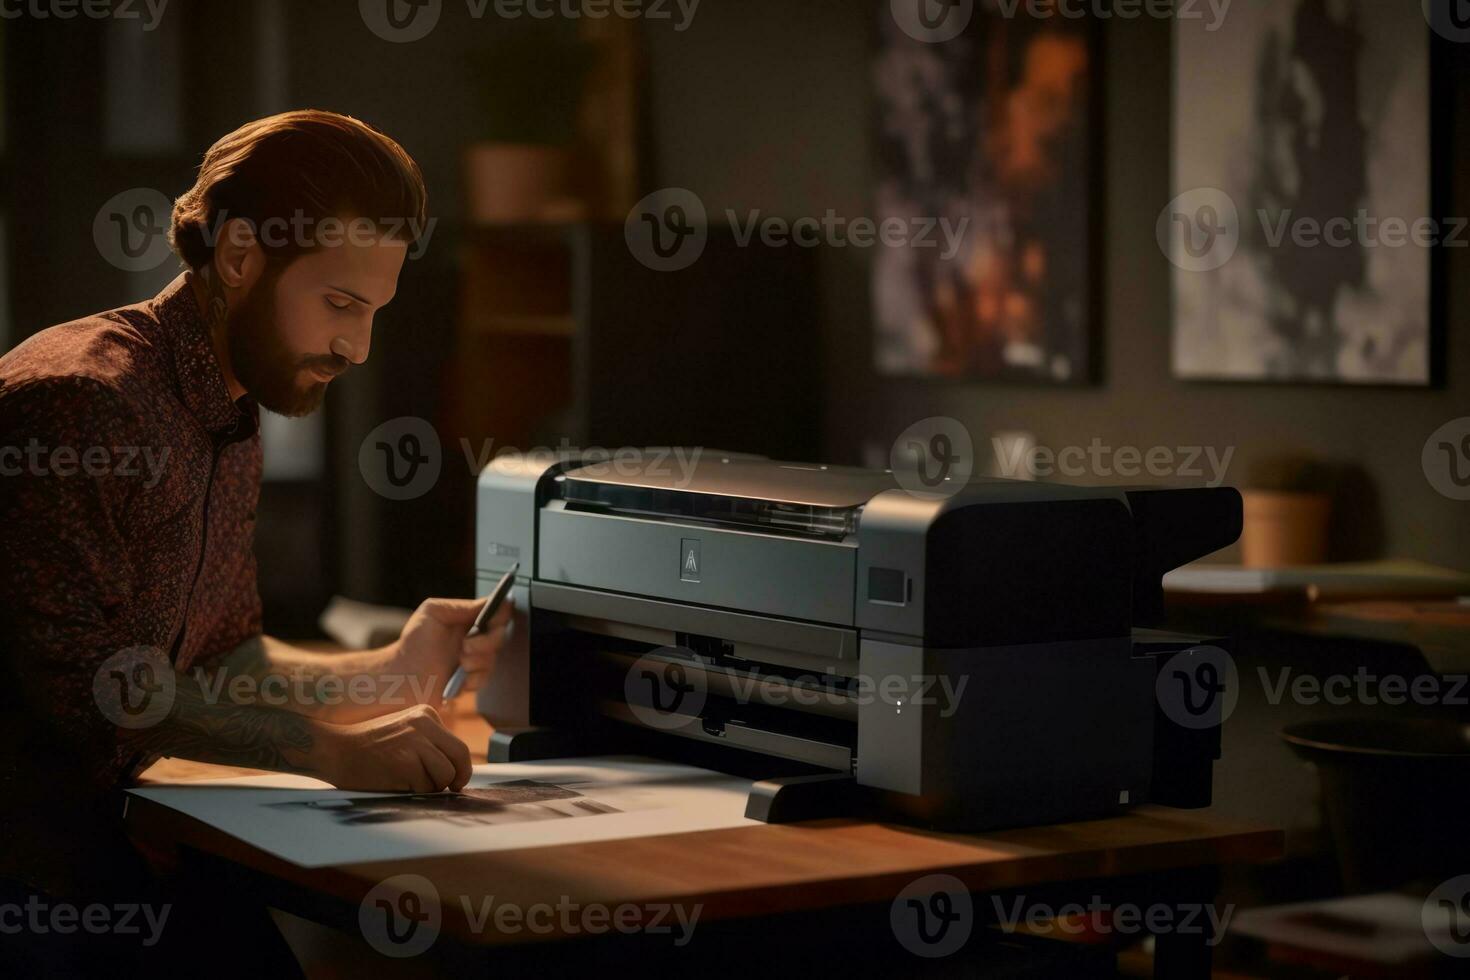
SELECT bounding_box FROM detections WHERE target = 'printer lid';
[558,454,897,509]
[554,454,899,539]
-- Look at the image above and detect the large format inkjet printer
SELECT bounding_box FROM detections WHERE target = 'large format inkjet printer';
[475,450,1242,830]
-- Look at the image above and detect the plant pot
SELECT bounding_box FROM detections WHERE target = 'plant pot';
[464,143,570,224]
[1240,489,1330,568]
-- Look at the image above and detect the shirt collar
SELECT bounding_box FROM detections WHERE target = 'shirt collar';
[150,272,258,440]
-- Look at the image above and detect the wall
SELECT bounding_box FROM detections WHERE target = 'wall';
[645,0,1470,570]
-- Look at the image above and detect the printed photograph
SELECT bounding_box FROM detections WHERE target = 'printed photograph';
[266,779,624,827]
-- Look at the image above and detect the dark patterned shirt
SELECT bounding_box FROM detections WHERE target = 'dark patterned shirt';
[0,272,261,897]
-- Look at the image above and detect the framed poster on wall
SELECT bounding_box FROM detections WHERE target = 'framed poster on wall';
[873,4,1100,383]
[1169,0,1434,385]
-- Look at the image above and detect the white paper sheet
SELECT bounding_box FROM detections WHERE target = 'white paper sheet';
[127,756,759,867]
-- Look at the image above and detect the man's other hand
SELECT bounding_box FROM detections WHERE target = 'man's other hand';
[311,704,472,793]
[393,594,515,705]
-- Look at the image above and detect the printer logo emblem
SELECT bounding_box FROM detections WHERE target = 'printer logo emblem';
[679,538,702,583]
[891,874,973,958]
[359,873,442,958]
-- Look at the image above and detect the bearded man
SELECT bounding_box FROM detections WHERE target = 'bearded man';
[0,110,508,976]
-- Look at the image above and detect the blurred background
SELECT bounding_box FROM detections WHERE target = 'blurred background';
[4,0,1464,627]
[4,5,1470,969]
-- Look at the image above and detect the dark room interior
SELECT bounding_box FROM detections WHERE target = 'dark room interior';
[1,1,1467,977]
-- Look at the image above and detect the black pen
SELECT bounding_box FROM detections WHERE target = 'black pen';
[440,562,519,702]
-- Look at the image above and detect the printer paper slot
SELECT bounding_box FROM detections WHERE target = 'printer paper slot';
[593,650,858,722]
[597,700,854,773]
[535,581,858,674]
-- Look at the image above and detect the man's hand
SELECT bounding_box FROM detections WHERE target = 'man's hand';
[193,593,515,728]
[121,676,475,792]
[392,595,515,706]
[309,704,473,793]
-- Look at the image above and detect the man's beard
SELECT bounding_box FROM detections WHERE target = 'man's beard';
[225,269,348,418]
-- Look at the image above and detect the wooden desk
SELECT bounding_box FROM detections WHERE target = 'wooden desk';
[131,708,1282,977]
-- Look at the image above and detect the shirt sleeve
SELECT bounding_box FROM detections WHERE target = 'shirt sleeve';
[0,376,146,782]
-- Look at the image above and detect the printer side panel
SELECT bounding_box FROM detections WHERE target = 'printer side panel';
[922,494,1135,647]
[855,484,1153,827]
[857,638,1156,828]
[474,453,572,726]
[854,490,940,641]
[854,485,1135,646]
[854,640,928,795]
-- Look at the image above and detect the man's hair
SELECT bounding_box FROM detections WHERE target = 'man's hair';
[170,109,427,271]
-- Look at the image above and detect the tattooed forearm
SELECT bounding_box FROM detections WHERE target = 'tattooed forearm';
[195,635,400,724]
[120,666,320,774]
